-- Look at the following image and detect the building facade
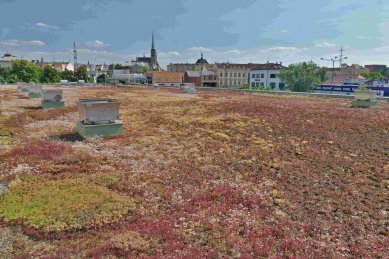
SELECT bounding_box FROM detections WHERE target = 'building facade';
[248,63,286,90]
[365,64,387,73]
[216,63,262,88]
[167,54,213,73]
[325,64,368,80]
[0,53,17,68]
[183,67,217,87]
[150,72,185,87]
[32,59,74,72]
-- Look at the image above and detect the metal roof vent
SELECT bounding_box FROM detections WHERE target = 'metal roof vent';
[77,99,120,125]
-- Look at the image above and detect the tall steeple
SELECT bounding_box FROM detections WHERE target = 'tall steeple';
[150,32,158,70]
[151,32,155,50]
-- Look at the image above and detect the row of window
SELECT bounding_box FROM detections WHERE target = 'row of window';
[220,80,244,85]
[251,73,277,79]
[220,72,246,78]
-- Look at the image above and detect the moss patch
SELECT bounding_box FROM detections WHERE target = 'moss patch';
[0,174,135,232]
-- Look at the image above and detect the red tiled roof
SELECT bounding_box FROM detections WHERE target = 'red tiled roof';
[152,72,184,83]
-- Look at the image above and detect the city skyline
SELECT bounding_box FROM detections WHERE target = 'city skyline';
[1,0,389,68]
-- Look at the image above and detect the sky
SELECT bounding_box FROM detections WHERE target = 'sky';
[1,0,389,68]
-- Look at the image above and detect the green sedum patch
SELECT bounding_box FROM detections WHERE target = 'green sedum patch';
[0,174,135,232]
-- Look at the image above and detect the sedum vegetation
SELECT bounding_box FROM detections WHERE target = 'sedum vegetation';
[0,174,135,232]
[0,85,388,257]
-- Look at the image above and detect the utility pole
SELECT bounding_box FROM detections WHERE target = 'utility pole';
[339,47,345,77]
[321,55,348,86]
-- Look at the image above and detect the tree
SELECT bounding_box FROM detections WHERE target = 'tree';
[61,69,77,82]
[0,67,17,83]
[316,67,327,82]
[96,74,106,83]
[279,61,323,92]
[360,71,384,79]
[11,59,42,83]
[40,66,61,83]
[74,65,88,82]
[381,68,389,78]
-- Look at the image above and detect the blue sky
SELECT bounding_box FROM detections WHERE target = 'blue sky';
[1,0,389,68]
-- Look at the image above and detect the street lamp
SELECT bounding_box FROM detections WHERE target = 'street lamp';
[321,56,343,86]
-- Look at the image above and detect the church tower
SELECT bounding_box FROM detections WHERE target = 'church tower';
[150,32,158,69]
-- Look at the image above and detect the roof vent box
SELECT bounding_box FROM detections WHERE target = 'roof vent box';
[43,89,63,102]
[77,99,120,124]
[28,85,43,94]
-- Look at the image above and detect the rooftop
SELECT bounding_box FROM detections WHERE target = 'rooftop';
[0,86,388,257]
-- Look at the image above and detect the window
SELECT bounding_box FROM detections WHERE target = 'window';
[270,82,276,88]
[279,83,285,90]
[243,73,246,78]
[260,83,264,86]
[234,72,237,77]
[230,73,233,77]
[261,74,265,78]
[238,73,241,77]
[220,73,223,77]
[251,82,255,87]
[256,74,260,78]
[270,74,277,78]
[256,82,260,87]
[252,74,255,78]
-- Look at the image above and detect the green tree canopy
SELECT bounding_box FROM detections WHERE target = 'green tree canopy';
[74,65,88,82]
[40,66,61,83]
[96,73,106,83]
[60,69,77,82]
[0,67,17,83]
[11,59,42,83]
[360,71,384,79]
[279,61,323,92]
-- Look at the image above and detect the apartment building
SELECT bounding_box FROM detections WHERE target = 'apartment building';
[248,63,286,90]
[167,54,214,72]
[216,63,262,88]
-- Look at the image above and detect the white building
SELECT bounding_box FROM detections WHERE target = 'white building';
[248,63,286,90]
[108,69,147,84]
[0,53,18,68]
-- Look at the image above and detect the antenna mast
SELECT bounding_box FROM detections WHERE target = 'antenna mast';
[73,42,78,70]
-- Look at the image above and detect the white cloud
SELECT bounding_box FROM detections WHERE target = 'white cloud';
[266,46,301,52]
[85,40,111,48]
[35,22,60,30]
[224,49,246,55]
[186,46,213,53]
[356,35,371,40]
[0,39,45,47]
[280,29,288,33]
[315,42,337,48]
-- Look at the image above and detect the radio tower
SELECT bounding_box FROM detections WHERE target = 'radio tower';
[73,42,78,70]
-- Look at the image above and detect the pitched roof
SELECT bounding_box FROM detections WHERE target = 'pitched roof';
[152,72,184,83]
[186,71,201,77]
[216,63,284,70]
[249,63,285,70]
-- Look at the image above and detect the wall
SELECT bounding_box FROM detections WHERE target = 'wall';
[248,69,286,90]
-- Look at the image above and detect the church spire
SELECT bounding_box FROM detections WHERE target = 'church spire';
[151,32,155,50]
